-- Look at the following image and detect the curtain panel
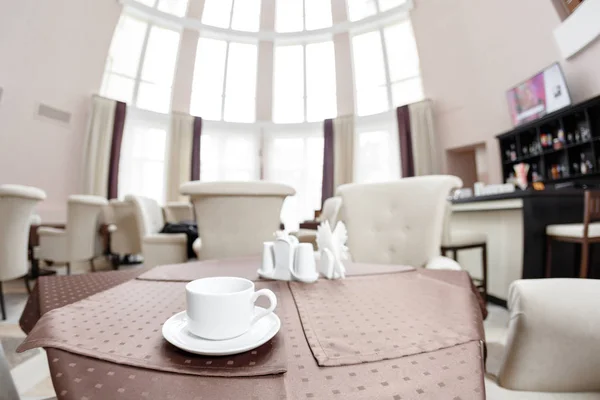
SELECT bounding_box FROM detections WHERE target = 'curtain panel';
[333,115,355,190]
[321,119,334,205]
[82,95,126,198]
[166,112,195,202]
[396,100,439,177]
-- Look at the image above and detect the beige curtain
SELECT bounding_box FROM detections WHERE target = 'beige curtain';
[166,112,195,202]
[333,115,355,190]
[408,100,440,176]
[82,96,116,197]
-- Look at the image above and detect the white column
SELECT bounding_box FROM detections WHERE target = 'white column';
[256,0,276,121]
[334,32,355,116]
[331,0,354,116]
[187,0,205,20]
[171,29,199,114]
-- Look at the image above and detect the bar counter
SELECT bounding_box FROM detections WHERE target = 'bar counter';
[450,189,590,304]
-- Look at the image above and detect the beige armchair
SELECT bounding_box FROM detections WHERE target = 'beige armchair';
[107,199,142,268]
[127,195,187,268]
[180,181,295,260]
[163,201,194,223]
[38,195,107,275]
[336,176,463,269]
[0,184,46,320]
[294,196,342,248]
[486,279,600,399]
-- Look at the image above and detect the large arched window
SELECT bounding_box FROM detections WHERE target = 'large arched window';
[102,0,421,226]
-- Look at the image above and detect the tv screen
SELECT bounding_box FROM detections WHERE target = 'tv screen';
[507,63,571,126]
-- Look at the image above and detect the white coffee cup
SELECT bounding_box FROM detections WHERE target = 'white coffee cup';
[293,243,317,279]
[185,277,277,340]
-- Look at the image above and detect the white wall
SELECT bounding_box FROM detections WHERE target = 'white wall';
[411,0,600,184]
[0,0,121,220]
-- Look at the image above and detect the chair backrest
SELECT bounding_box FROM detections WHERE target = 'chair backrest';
[109,199,142,255]
[318,196,342,227]
[163,202,194,223]
[0,185,46,282]
[584,190,600,237]
[180,181,295,260]
[127,195,166,240]
[498,279,600,392]
[65,195,108,261]
[337,176,462,267]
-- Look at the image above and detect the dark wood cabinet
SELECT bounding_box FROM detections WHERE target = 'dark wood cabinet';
[497,94,600,186]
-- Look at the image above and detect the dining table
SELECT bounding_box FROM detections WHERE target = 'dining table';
[19,256,486,400]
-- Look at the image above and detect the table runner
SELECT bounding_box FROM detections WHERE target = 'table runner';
[18,279,288,377]
[20,268,485,399]
[289,271,483,367]
[138,255,415,282]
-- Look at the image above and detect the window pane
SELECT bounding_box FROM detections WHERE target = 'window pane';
[391,77,424,106]
[305,0,332,30]
[378,0,407,12]
[224,96,256,122]
[231,0,261,32]
[157,0,189,16]
[347,0,377,21]
[136,82,172,113]
[200,130,260,181]
[134,0,156,8]
[306,41,336,121]
[102,74,135,104]
[273,45,305,122]
[355,130,398,183]
[140,26,180,86]
[275,0,304,32]
[356,86,388,116]
[106,16,148,77]
[191,38,228,118]
[202,0,234,28]
[384,22,420,82]
[224,43,258,99]
[352,31,387,89]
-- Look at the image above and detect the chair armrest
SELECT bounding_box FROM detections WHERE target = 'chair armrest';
[37,227,66,237]
[143,233,187,244]
[107,224,117,233]
[192,238,202,258]
[498,279,600,392]
[424,256,462,271]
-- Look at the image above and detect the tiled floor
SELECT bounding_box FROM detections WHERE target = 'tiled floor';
[1,266,511,400]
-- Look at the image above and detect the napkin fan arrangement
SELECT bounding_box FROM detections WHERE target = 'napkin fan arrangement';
[259,221,349,282]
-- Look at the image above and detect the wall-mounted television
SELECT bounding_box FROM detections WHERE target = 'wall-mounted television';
[507,63,572,127]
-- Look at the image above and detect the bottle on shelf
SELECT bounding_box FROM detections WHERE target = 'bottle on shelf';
[581,153,588,175]
[573,162,580,175]
[532,164,541,182]
[510,143,517,161]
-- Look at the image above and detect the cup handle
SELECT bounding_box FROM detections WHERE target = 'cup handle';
[250,289,277,326]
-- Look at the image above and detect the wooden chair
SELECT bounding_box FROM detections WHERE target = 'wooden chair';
[546,190,600,278]
[441,232,488,299]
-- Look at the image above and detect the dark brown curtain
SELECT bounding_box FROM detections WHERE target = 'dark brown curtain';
[321,118,334,205]
[107,101,127,199]
[396,105,414,178]
[191,116,202,181]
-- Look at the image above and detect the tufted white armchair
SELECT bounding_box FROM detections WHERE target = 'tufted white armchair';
[336,176,463,269]
[37,195,108,275]
[485,279,600,399]
[180,181,295,261]
[127,195,188,268]
[294,196,342,248]
[0,184,46,320]
[107,199,142,267]
[163,201,194,223]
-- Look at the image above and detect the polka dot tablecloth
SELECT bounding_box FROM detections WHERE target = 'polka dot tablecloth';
[19,266,486,399]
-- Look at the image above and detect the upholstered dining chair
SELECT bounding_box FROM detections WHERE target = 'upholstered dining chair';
[127,195,188,268]
[485,279,600,399]
[294,196,342,248]
[0,184,46,320]
[38,195,108,275]
[180,181,296,260]
[163,201,194,223]
[546,190,600,279]
[107,199,142,269]
[336,176,463,269]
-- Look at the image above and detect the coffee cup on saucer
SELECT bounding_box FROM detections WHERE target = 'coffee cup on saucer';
[185,277,277,341]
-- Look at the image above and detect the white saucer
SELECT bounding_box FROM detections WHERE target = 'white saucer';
[162,307,281,356]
